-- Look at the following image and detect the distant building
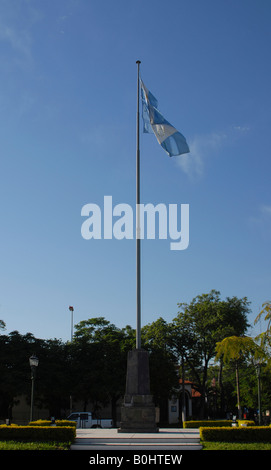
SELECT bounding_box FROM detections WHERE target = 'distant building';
[168,380,201,424]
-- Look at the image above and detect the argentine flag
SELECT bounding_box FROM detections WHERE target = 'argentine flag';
[140,79,190,157]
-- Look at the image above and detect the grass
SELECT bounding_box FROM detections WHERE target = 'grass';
[202,441,271,450]
[0,440,71,450]
[1,439,271,451]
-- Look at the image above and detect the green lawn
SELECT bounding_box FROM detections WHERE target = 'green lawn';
[202,441,271,450]
[0,440,71,450]
[2,439,271,451]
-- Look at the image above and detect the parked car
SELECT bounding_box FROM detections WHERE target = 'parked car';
[67,412,113,428]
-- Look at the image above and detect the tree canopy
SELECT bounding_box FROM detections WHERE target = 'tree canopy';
[1,291,270,423]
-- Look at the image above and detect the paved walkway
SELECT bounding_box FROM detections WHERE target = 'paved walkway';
[70,427,202,450]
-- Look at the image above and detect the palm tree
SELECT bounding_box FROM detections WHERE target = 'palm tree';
[254,301,271,349]
[215,336,262,419]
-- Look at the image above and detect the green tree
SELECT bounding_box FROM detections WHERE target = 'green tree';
[0,330,44,420]
[142,318,179,422]
[142,317,172,351]
[255,301,271,333]
[255,301,271,353]
[72,317,134,425]
[215,336,264,419]
[0,329,72,421]
[171,290,250,418]
[36,338,71,417]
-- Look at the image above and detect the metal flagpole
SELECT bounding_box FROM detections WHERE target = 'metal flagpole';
[119,62,160,433]
[69,305,74,415]
[69,306,74,342]
[136,60,141,350]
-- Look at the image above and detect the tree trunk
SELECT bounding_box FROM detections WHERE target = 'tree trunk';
[181,356,186,423]
[111,395,118,427]
[199,363,208,419]
[218,360,225,417]
[235,362,242,419]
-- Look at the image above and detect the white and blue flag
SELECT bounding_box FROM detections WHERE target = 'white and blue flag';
[140,79,190,157]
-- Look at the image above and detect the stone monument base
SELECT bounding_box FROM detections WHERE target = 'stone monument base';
[118,349,158,433]
[118,394,157,433]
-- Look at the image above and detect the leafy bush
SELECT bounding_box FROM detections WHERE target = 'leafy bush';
[184,420,233,428]
[0,425,75,442]
[28,420,52,427]
[55,420,77,427]
[184,420,255,428]
[28,419,77,428]
[0,440,71,450]
[237,420,255,426]
[200,426,271,442]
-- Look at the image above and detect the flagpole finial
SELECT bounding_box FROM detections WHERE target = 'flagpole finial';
[136,60,141,64]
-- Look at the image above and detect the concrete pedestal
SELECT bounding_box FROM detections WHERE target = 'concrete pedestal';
[118,349,158,433]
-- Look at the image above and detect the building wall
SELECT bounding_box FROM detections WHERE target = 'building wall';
[168,383,193,424]
[3,395,50,425]
[6,395,121,426]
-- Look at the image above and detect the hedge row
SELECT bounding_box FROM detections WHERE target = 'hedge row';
[200,426,271,443]
[236,420,256,427]
[184,420,231,428]
[0,425,76,442]
[183,420,255,428]
[28,419,77,428]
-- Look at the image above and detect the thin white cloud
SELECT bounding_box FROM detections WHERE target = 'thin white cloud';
[248,204,271,238]
[175,125,250,180]
[233,125,250,133]
[175,131,227,180]
[0,23,32,61]
[0,1,46,65]
[260,205,271,216]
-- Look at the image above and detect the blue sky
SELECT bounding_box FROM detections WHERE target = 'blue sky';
[0,0,271,341]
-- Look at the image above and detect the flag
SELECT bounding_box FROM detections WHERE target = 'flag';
[140,79,190,157]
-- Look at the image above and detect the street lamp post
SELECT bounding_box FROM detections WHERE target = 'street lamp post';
[29,354,39,422]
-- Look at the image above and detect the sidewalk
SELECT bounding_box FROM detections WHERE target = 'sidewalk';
[70,427,202,450]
